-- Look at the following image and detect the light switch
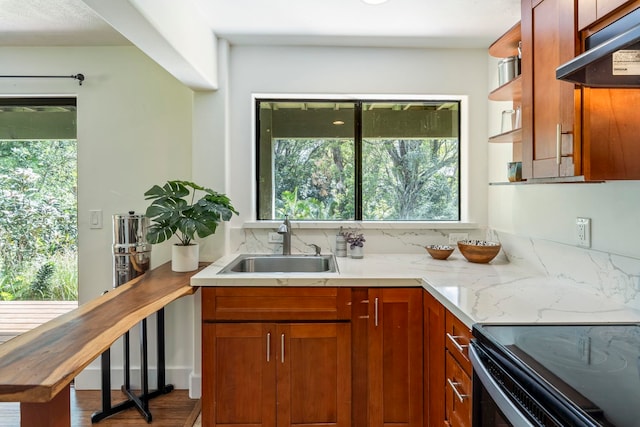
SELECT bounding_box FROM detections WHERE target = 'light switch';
[89,210,103,229]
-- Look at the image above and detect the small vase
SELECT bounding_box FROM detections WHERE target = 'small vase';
[172,243,199,272]
[350,246,364,259]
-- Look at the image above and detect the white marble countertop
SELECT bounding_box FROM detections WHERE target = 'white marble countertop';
[191,251,640,327]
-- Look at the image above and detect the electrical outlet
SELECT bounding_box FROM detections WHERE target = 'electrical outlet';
[448,233,469,245]
[576,217,591,248]
[268,232,284,244]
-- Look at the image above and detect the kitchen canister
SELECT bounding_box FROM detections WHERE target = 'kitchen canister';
[112,211,151,287]
[498,56,521,86]
[507,161,523,182]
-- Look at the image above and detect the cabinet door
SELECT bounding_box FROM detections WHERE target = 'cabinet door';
[522,0,577,178]
[424,291,446,427]
[202,323,276,427]
[277,323,351,427]
[369,288,423,427]
[445,352,472,427]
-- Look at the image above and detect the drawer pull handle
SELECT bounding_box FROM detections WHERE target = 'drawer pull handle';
[266,332,271,362]
[281,333,285,364]
[374,297,379,327]
[446,333,468,353]
[447,378,469,403]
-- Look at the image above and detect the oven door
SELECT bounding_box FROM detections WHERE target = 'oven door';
[469,343,534,427]
[469,341,601,427]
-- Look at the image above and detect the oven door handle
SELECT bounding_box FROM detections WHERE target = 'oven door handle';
[469,343,535,427]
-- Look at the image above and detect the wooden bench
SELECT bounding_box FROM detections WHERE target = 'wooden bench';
[0,262,203,427]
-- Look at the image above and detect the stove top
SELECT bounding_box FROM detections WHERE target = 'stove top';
[474,324,640,427]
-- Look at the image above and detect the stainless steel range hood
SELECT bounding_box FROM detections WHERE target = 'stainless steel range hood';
[556,8,640,87]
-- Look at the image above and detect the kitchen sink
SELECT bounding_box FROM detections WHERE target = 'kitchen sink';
[217,254,338,274]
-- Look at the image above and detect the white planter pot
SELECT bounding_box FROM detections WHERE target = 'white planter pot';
[172,243,199,272]
[350,246,364,259]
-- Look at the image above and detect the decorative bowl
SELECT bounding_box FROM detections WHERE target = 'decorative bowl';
[457,240,501,263]
[425,245,455,260]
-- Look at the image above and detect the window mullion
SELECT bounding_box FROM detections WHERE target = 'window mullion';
[354,102,363,221]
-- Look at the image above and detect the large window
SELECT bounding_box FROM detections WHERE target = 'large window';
[256,98,460,221]
[0,98,77,301]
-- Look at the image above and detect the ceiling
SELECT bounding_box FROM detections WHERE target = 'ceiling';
[0,0,521,49]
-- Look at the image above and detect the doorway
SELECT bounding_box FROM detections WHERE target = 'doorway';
[0,97,78,341]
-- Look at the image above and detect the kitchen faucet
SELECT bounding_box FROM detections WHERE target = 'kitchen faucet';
[277,215,292,255]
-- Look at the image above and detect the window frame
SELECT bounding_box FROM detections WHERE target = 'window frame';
[252,93,469,224]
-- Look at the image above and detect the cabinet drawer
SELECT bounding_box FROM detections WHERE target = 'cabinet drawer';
[445,310,472,375]
[445,352,472,427]
[202,287,352,321]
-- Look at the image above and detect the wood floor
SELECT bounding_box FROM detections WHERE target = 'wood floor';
[0,387,200,427]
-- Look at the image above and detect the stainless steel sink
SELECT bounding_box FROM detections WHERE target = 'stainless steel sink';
[217,254,337,274]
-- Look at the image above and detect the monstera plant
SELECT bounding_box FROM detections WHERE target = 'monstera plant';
[144,180,238,271]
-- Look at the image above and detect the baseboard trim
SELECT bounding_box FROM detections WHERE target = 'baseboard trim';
[189,372,201,399]
[75,367,192,391]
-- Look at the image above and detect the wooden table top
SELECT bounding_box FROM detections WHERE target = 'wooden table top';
[0,262,203,403]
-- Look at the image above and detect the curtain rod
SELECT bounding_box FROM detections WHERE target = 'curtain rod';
[0,74,85,86]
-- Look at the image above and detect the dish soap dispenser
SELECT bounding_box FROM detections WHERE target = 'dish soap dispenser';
[335,227,347,257]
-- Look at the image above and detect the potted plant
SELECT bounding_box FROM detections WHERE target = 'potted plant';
[345,231,365,259]
[144,180,238,272]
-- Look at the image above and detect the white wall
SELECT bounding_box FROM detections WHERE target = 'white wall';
[486,59,640,260]
[0,46,196,389]
[208,44,492,231]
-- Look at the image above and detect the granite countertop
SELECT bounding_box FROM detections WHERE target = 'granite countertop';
[191,251,640,328]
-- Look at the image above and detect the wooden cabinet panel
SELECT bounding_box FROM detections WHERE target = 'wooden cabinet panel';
[424,291,446,427]
[579,0,635,30]
[277,323,351,427]
[202,323,275,427]
[445,352,472,427]
[578,0,598,29]
[202,287,351,321]
[368,288,423,427]
[444,311,472,376]
[582,88,640,179]
[597,0,634,15]
[522,0,578,179]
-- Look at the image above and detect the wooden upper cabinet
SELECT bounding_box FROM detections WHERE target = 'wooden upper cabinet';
[578,0,635,29]
[521,0,578,179]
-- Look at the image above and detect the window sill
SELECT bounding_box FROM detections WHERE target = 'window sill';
[242,221,479,230]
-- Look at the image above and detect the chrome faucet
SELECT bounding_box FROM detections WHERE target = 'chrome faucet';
[308,243,321,256]
[277,215,292,255]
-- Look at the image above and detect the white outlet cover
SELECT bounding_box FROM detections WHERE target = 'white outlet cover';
[576,217,591,248]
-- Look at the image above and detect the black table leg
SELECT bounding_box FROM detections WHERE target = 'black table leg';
[91,309,174,424]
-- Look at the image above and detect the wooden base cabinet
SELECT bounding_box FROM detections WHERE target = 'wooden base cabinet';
[203,322,351,427]
[203,286,424,427]
[424,291,473,427]
[352,288,424,427]
[202,287,352,427]
[444,311,472,427]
